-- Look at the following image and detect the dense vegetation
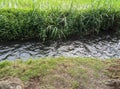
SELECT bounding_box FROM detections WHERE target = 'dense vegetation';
[0,0,120,41]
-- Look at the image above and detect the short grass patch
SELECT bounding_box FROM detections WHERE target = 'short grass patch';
[0,57,117,89]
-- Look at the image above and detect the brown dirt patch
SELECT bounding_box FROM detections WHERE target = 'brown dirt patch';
[105,59,120,89]
[0,77,24,89]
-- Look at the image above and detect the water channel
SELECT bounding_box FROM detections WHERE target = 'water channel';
[0,35,120,60]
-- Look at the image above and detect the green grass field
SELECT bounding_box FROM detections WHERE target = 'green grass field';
[0,0,120,10]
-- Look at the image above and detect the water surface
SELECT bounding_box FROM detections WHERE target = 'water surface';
[0,36,120,60]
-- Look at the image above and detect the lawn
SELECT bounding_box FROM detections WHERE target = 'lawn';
[0,57,119,89]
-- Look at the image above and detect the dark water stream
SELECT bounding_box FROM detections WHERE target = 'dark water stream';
[0,36,120,60]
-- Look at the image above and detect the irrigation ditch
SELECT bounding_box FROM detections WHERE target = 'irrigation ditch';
[0,0,120,89]
[0,35,120,60]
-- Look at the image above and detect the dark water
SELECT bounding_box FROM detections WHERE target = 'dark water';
[0,36,120,60]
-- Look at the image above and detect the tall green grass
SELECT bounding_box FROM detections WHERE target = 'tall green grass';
[0,0,120,10]
[0,0,90,9]
[0,0,120,41]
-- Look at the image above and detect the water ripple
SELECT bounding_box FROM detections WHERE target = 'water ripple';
[0,36,120,60]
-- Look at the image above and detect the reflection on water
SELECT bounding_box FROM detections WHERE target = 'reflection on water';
[0,36,120,60]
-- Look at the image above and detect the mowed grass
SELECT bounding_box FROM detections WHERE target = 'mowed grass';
[0,57,119,89]
[0,0,120,10]
[0,57,106,89]
[0,57,105,81]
